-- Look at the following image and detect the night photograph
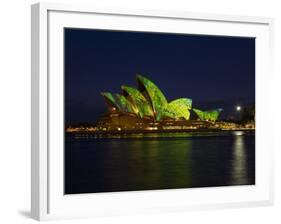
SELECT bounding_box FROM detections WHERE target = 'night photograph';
[64,28,255,194]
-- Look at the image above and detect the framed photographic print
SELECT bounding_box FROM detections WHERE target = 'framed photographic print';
[31,2,274,221]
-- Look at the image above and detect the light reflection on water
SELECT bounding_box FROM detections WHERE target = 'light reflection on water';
[231,135,248,184]
[65,131,255,194]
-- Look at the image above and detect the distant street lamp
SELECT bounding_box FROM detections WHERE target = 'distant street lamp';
[236,106,241,111]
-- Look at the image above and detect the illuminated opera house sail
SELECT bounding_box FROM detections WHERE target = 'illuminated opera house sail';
[101,74,222,123]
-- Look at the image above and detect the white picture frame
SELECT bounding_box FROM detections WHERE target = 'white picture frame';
[31,2,274,221]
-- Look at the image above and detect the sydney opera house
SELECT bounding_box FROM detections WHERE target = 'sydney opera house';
[96,74,223,132]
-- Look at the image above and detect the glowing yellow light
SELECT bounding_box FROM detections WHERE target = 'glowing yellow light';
[236,106,241,111]
[147,127,158,130]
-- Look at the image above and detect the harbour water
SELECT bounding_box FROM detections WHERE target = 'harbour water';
[65,131,255,194]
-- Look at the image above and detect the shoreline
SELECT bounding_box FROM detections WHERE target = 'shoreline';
[66,128,255,139]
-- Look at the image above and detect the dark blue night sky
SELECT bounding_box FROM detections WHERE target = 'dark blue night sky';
[64,28,255,125]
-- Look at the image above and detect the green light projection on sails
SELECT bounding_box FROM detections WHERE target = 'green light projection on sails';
[101,92,134,113]
[101,74,222,122]
[101,92,119,110]
[164,98,192,120]
[193,108,223,122]
[137,74,168,121]
[121,85,154,118]
[115,94,134,113]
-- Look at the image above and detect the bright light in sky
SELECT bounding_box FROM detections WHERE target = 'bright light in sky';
[236,106,241,111]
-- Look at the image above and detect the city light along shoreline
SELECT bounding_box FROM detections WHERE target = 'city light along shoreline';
[66,120,255,139]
